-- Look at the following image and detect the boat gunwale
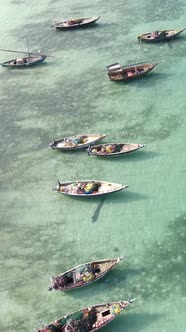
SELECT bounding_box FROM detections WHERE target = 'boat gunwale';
[1,55,46,67]
[107,62,157,81]
[138,28,185,41]
[50,134,106,150]
[87,143,144,156]
[53,16,100,28]
[50,257,123,291]
[55,180,128,197]
[107,61,156,71]
[36,300,132,332]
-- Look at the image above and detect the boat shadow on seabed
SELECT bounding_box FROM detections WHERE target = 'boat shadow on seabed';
[90,191,147,223]
[113,312,163,332]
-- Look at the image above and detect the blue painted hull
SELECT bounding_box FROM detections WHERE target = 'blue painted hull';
[0,55,46,68]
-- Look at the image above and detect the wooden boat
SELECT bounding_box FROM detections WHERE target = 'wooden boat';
[48,257,123,291]
[49,134,106,150]
[36,299,135,332]
[53,180,129,197]
[0,37,48,68]
[0,54,46,68]
[107,62,157,81]
[52,16,100,30]
[138,28,185,42]
[87,143,144,157]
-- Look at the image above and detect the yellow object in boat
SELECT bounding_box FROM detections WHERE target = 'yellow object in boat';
[83,273,94,282]
[112,304,121,315]
[105,145,113,153]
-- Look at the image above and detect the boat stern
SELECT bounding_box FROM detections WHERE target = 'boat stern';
[52,180,61,191]
[87,145,92,155]
[137,34,143,40]
[49,141,55,149]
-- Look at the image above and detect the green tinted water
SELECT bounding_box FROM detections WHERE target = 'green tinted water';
[0,0,186,331]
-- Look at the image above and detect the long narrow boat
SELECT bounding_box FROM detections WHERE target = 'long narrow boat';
[138,28,185,42]
[0,37,48,68]
[107,62,158,81]
[49,134,106,150]
[0,55,46,68]
[52,16,100,30]
[49,257,123,291]
[36,299,135,332]
[53,180,129,197]
[87,143,144,157]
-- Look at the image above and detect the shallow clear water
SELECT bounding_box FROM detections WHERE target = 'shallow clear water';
[0,0,186,331]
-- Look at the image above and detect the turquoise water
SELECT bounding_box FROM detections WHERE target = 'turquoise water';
[0,0,186,331]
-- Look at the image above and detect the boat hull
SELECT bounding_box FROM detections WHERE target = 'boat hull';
[49,257,123,291]
[36,300,134,332]
[138,28,185,42]
[53,180,129,197]
[87,143,144,157]
[107,62,157,81]
[53,16,100,30]
[1,55,46,68]
[49,134,105,150]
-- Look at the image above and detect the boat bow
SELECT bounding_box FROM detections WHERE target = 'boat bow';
[119,298,136,309]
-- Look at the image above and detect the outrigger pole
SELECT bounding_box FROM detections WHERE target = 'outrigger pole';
[0,48,53,57]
